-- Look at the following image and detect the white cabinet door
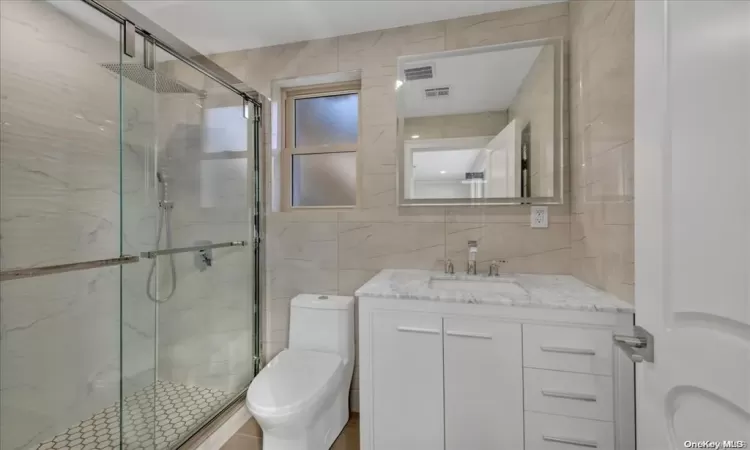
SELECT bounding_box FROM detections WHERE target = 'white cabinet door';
[371,311,444,450]
[443,318,523,450]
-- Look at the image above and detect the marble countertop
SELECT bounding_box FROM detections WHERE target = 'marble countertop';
[355,269,634,313]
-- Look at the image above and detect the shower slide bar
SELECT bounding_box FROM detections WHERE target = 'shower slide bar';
[140,240,248,259]
[0,255,140,282]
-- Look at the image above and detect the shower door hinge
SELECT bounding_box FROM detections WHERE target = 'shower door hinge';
[124,21,136,58]
[253,111,261,126]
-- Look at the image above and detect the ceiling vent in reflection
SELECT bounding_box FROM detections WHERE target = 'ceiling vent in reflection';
[424,86,450,99]
[403,63,434,81]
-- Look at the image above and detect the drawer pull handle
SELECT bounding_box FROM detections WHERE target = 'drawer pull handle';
[542,435,598,448]
[396,326,440,335]
[541,389,597,402]
[445,330,492,340]
[540,346,596,356]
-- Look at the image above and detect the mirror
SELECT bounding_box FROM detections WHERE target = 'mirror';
[397,38,565,205]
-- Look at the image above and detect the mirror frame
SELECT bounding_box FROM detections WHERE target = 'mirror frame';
[396,37,567,206]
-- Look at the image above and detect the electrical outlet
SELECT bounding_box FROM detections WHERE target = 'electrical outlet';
[531,206,548,228]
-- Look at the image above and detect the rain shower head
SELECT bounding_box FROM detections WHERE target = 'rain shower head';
[100,63,202,95]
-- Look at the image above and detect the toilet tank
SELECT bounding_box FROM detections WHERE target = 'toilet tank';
[288,294,355,364]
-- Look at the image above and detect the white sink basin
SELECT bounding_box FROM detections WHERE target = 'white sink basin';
[429,277,527,297]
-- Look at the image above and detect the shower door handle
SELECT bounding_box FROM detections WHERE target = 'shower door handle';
[140,240,248,259]
[0,255,140,281]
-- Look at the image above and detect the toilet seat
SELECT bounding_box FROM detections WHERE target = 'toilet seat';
[246,349,343,420]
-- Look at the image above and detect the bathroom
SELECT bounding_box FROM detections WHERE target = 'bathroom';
[0,1,747,450]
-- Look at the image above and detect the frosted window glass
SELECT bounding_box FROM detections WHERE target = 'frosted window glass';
[292,152,356,207]
[200,159,247,208]
[295,94,358,147]
[204,106,247,153]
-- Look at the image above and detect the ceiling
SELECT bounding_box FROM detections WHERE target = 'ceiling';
[123,1,565,55]
[413,149,482,181]
[401,45,544,118]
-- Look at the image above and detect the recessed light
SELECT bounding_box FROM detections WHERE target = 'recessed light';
[411,134,420,139]
[440,170,446,174]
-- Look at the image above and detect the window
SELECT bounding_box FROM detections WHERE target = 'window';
[282,82,360,208]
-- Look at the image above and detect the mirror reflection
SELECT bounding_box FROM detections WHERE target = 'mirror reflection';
[398,40,561,204]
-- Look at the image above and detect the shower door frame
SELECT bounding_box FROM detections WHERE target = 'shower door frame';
[80,0,264,446]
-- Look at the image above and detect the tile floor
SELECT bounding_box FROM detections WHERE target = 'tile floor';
[33,380,235,450]
[220,415,359,450]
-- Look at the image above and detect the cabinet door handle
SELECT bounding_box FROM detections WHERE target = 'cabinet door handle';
[396,326,440,335]
[541,389,597,402]
[542,435,598,448]
[540,345,596,356]
[445,330,492,340]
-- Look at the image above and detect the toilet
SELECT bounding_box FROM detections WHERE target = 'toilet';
[246,294,355,450]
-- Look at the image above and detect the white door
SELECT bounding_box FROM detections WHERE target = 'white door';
[371,311,444,450]
[633,1,750,449]
[443,318,523,450]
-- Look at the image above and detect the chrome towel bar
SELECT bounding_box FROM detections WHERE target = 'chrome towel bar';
[0,255,140,281]
[140,240,248,259]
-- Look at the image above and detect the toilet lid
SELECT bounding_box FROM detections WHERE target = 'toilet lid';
[246,349,343,418]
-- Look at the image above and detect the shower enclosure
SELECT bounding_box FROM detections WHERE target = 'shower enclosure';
[0,1,262,449]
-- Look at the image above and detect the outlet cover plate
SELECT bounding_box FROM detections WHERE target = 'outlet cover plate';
[531,206,548,228]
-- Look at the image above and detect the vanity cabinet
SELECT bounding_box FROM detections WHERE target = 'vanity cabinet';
[359,297,635,450]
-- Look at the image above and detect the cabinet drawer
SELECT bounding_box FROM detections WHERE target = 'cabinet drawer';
[525,411,614,450]
[524,368,613,421]
[523,325,613,375]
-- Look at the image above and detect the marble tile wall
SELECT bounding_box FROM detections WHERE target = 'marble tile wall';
[208,1,571,411]
[569,0,635,303]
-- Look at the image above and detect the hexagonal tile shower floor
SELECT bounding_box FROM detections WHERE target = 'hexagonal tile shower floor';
[33,380,235,450]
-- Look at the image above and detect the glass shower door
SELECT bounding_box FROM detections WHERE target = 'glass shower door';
[118,43,256,449]
[0,1,128,449]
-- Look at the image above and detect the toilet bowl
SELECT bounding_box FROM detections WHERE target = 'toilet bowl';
[246,294,354,450]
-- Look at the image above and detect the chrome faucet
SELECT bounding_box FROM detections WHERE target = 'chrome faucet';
[467,240,478,275]
[488,259,507,276]
[489,260,500,277]
[445,259,454,275]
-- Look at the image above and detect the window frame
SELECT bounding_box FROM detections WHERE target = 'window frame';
[281,81,361,210]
